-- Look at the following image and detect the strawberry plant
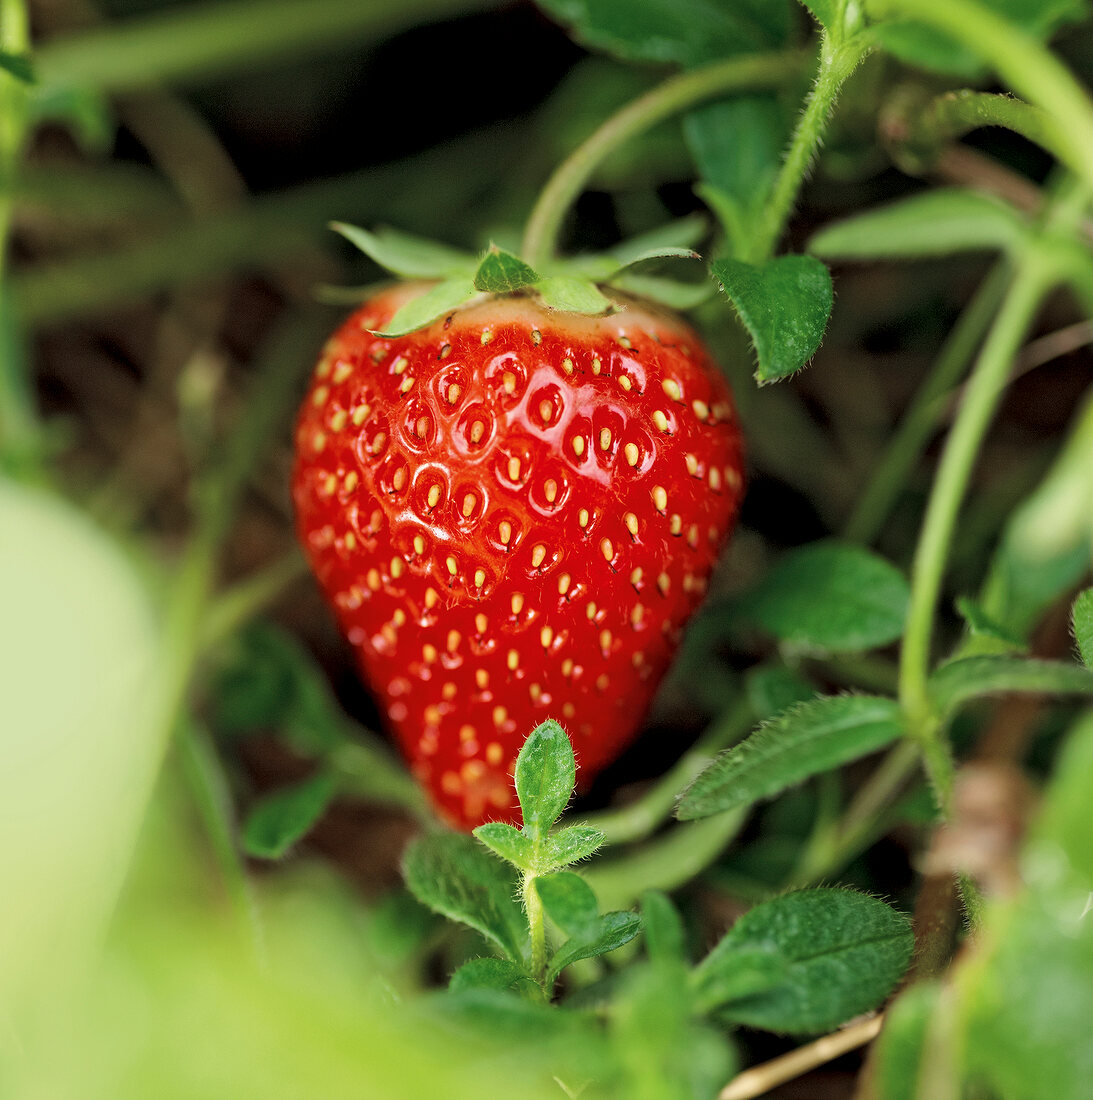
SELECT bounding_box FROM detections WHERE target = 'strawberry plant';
[5,0,1093,1098]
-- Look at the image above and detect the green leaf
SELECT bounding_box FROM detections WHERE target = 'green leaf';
[1028,710,1093,894]
[955,595,1028,656]
[874,0,1088,77]
[694,888,913,1034]
[960,886,1093,1100]
[744,662,818,721]
[534,0,791,67]
[473,822,536,870]
[740,540,910,654]
[242,773,336,859]
[640,890,687,968]
[402,833,529,963]
[536,872,600,937]
[605,215,709,267]
[375,278,477,336]
[449,958,535,996]
[872,982,945,1100]
[474,247,540,294]
[1072,588,1093,668]
[536,275,612,314]
[677,694,904,821]
[808,189,1027,261]
[973,394,1093,643]
[542,824,606,868]
[330,222,474,279]
[711,255,833,384]
[0,51,35,83]
[686,97,788,250]
[799,0,839,28]
[548,911,644,983]
[515,719,576,840]
[928,657,1093,715]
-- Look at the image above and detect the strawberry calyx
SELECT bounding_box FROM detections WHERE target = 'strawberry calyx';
[329,219,713,337]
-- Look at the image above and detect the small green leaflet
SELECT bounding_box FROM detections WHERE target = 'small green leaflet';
[808,189,1027,261]
[402,833,529,963]
[449,958,536,996]
[474,822,536,868]
[955,595,1028,657]
[536,871,600,936]
[677,694,905,821]
[740,540,910,654]
[744,662,818,721]
[693,888,913,1034]
[928,656,1093,715]
[374,278,478,337]
[0,51,35,84]
[242,773,336,859]
[330,222,474,279]
[711,255,833,384]
[1072,588,1093,667]
[547,911,643,984]
[640,890,687,968]
[514,718,576,840]
[474,248,540,294]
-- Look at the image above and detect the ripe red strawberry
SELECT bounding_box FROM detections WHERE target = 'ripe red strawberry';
[292,283,744,829]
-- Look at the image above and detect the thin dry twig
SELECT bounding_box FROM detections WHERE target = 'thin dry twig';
[718,1015,885,1100]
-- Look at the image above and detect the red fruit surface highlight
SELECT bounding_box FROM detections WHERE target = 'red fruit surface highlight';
[292,285,745,829]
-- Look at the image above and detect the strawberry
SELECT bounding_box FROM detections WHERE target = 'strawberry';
[292,281,744,829]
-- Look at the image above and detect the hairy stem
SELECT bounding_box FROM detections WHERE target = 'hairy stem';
[868,0,1093,188]
[745,29,869,263]
[523,870,547,984]
[520,50,805,270]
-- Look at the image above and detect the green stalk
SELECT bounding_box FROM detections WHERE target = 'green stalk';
[34,0,500,94]
[843,261,1012,545]
[898,257,1051,806]
[745,29,870,263]
[520,50,806,270]
[0,0,40,473]
[523,870,547,984]
[868,0,1093,189]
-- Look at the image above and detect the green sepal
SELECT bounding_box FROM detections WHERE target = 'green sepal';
[610,273,714,311]
[474,247,540,294]
[536,275,613,314]
[373,278,479,337]
[330,222,474,279]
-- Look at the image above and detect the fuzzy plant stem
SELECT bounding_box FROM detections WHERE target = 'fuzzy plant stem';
[522,870,547,984]
[898,258,1051,810]
[520,50,806,271]
[867,0,1093,188]
[744,29,869,263]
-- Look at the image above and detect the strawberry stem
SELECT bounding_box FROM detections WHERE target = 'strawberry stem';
[744,28,869,263]
[523,870,548,984]
[897,252,1054,814]
[520,49,806,272]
